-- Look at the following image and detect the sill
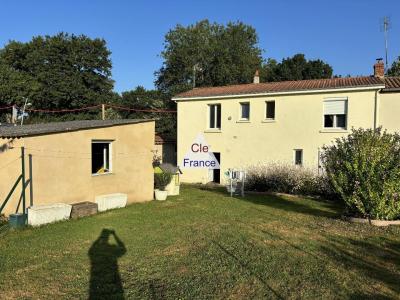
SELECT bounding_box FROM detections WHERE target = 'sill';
[262,119,276,123]
[319,129,348,133]
[236,119,251,123]
[92,172,114,177]
[204,129,221,133]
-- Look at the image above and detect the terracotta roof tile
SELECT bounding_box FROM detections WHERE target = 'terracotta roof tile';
[173,76,387,99]
[383,77,400,91]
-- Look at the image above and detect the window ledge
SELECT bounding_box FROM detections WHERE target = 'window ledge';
[236,120,251,123]
[319,129,348,133]
[92,172,114,177]
[204,129,222,133]
[262,119,276,123]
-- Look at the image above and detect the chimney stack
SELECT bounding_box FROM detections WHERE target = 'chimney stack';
[374,58,385,78]
[253,69,260,84]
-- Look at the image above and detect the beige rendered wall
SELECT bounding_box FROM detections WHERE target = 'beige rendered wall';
[379,92,400,133]
[177,90,378,184]
[0,121,155,216]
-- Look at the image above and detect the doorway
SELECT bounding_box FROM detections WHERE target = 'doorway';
[212,152,220,183]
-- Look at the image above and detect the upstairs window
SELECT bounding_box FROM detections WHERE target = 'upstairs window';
[92,141,112,175]
[323,99,347,129]
[240,102,250,120]
[209,104,221,129]
[266,101,275,120]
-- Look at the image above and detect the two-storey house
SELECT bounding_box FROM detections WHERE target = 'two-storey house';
[173,60,400,184]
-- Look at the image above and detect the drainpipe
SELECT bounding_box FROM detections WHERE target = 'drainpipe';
[374,90,380,129]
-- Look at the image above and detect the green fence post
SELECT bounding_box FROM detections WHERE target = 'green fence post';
[21,147,26,216]
[29,154,33,207]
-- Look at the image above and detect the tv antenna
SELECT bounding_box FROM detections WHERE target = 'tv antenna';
[380,16,391,70]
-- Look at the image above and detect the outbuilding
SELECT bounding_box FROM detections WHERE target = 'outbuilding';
[0,119,155,216]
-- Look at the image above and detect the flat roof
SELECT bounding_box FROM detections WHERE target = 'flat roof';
[0,119,154,138]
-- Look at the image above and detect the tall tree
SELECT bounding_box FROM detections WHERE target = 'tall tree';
[387,56,400,76]
[0,33,114,111]
[260,53,333,82]
[155,20,263,94]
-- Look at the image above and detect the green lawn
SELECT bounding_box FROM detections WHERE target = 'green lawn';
[1,185,399,299]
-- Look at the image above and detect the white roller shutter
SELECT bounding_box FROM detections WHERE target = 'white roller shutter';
[324,99,347,115]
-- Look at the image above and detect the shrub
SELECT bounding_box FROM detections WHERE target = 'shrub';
[322,127,400,220]
[245,163,335,199]
[154,172,172,191]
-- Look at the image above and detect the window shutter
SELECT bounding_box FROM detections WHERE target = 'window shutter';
[323,100,347,115]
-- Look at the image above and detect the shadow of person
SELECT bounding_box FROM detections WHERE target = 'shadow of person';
[89,229,126,299]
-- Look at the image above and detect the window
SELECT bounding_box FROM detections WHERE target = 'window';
[209,104,221,129]
[92,141,112,175]
[294,149,303,166]
[240,102,250,120]
[323,99,347,129]
[266,101,275,120]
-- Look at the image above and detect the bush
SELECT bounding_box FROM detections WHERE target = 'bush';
[154,172,172,191]
[322,127,400,220]
[245,163,335,199]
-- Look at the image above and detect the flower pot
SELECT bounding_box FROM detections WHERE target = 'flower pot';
[155,189,168,201]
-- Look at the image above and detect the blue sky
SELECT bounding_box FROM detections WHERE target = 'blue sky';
[1,1,399,93]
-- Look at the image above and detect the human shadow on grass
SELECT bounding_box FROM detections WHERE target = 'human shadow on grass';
[206,186,342,218]
[88,229,127,300]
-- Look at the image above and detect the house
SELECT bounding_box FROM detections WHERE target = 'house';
[0,119,155,216]
[173,60,400,184]
[154,134,177,165]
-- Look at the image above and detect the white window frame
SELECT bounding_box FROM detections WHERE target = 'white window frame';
[239,102,250,121]
[208,104,221,130]
[91,140,113,176]
[323,98,348,130]
[293,149,303,166]
[265,100,276,120]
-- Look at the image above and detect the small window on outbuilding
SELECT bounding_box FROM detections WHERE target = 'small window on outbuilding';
[92,141,112,175]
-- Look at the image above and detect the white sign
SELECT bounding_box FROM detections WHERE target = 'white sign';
[181,133,220,169]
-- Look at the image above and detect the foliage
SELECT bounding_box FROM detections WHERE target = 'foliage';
[155,19,263,94]
[154,172,172,191]
[0,32,114,113]
[119,86,176,134]
[322,127,400,220]
[245,163,335,199]
[260,53,333,82]
[387,56,400,76]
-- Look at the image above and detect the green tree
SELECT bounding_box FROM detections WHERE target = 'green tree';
[119,86,176,134]
[387,56,400,76]
[260,53,333,82]
[0,33,114,112]
[155,20,263,94]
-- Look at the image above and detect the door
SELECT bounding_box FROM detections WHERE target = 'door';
[213,152,220,183]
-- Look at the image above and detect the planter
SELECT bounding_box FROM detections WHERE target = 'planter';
[155,189,168,201]
[28,203,72,226]
[9,213,27,229]
[70,201,98,219]
[343,216,400,227]
[95,193,127,212]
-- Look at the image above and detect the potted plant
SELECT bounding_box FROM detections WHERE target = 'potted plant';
[154,172,172,200]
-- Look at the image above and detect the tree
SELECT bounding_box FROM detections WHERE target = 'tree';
[260,53,333,82]
[0,33,114,112]
[119,86,176,134]
[155,20,263,94]
[387,56,400,76]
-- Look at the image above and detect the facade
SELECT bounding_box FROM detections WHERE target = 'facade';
[173,61,400,184]
[0,119,155,216]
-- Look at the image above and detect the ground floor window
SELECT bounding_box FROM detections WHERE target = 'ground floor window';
[92,141,112,175]
[294,149,303,166]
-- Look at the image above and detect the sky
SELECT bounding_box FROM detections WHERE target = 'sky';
[1,0,399,93]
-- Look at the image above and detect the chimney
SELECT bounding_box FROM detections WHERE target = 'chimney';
[253,69,260,84]
[374,58,385,78]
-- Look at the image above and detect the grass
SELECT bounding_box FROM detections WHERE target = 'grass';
[0,185,399,299]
